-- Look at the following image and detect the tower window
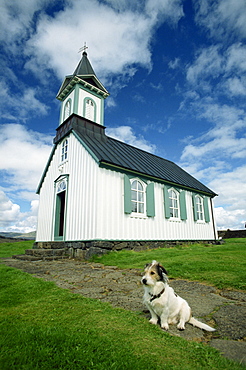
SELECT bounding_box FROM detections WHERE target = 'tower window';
[61,139,68,162]
[85,98,95,121]
[64,100,71,120]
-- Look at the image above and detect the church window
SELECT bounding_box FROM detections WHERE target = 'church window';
[124,175,155,216]
[61,139,68,162]
[64,100,71,120]
[168,189,179,218]
[85,98,96,121]
[131,179,145,214]
[164,186,187,220]
[193,195,204,221]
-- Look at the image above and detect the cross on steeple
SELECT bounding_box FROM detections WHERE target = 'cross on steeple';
[78,42,88,55]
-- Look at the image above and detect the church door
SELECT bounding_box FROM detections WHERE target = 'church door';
[54,179,67,240]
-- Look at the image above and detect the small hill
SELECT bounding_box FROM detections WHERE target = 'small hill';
[0,231,36,243]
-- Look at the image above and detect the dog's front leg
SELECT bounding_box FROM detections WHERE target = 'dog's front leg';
[146,303,159,325]
[160,307,169,331]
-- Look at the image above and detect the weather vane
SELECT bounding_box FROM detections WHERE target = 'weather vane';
[78,42,88,54]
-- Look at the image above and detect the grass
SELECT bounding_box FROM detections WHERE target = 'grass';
[0,240,33,258]
[92,238,246,291]
[0,263,244,370]
[0,238,245,369]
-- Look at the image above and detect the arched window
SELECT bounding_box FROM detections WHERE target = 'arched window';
[61,139,68,162]
[168,189,179,218]
[131,179,145,214]
[64,100,71,120]
[85,98,95,121]
[195,195,204,221]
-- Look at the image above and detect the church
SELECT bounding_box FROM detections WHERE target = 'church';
[35,50,218,256]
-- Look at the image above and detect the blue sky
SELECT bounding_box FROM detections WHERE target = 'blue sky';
[0,0,246,233]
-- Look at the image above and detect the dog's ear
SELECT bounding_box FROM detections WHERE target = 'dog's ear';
[144,263,151,269]
[157,264,168,281]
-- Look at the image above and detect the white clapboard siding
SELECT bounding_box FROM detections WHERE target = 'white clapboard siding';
[36,132,216,242]
[95,168,216,241]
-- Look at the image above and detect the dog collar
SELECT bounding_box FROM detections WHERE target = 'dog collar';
[149,288,165,302]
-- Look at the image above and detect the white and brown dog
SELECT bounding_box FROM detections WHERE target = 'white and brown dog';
[142,260,215,332]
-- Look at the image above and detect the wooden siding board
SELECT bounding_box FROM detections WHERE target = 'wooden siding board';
[36,130,216,242]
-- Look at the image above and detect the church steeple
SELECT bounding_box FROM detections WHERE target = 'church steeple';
[57,49,109,126]
[73,50,96,76]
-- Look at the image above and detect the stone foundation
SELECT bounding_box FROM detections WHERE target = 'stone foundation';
[33,239,216,260]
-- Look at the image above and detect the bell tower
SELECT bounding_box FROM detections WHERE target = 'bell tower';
[56,46,109,126]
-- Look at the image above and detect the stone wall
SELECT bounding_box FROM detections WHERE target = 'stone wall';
[218,229,246,239]
[33,239,216,260]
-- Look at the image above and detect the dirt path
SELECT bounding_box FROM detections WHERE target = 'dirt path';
[2,258,246,365]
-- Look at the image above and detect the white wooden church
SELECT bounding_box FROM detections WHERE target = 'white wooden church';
[35,50,218,253]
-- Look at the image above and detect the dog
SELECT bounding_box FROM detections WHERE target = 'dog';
[141,260,215,332]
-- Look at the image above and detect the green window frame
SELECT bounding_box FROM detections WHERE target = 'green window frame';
[163,185,187,220]
[192,194,210,222]
[123,175,155,217]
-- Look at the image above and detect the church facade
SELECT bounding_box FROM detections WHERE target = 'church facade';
[36,51,218,247]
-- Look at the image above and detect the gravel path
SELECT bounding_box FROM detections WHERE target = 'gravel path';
[2,258,246,365]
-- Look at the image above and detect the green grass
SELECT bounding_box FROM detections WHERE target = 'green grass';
[0,264,244,370]
[0,239,245,368]
[0,240,33,258]
[92,238,246,291]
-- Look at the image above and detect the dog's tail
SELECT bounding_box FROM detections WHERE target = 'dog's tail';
[188,317,215,332]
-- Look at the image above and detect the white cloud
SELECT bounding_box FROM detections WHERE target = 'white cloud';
[210,166,246,230]
[0,0,181,122]
[194,0,246,39]
[168,57,180,69]
[214,207,246,231]
[0,190,21,228]
[0,0,49,46]
[24,0,183,85]
[185,43,246,99]
[0,124,53,193]
[186,45,223,87]
[0,192,38,233]
[225,43,246,73]
[0,123,53,231]
[180,100,246,163]
[0,79,48,122]
[107,125,156,153]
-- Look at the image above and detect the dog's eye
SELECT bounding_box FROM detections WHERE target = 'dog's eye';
[150,271,155,275]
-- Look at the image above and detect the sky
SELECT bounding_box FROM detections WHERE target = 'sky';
[0,0,246,233]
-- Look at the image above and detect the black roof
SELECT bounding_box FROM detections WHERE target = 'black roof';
[37,115,216,196]
[72,118,216,197]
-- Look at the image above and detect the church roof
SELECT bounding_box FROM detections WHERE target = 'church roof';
[37,115,216,196]
[73,51,96,76]
[77,131,216,197]
[56,52,109,100]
